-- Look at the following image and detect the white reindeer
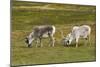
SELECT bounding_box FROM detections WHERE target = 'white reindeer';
[25,25,56,47]
[62,25,91,47]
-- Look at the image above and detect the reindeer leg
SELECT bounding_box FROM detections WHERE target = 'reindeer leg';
[84,35,90,47]
[48,36,55,47]
[76,43,78,48]
[48,35,52,47]
[48,36,52,47]
[48,38,51,47]
[51,36,55,47]
[76,38,79,48]
[39,38,43,47]
[84,37,88,47]
[52,37,55,47]
[36,39,39,48]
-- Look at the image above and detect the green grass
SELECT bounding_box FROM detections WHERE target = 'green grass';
[11,1,96,66]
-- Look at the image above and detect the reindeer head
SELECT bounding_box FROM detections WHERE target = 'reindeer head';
[62,33,72,46]
[25,32,35,47]
[25,36,32,47]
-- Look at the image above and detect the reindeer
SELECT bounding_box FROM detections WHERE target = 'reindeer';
[25,25,56,47]
[62,25,91,47]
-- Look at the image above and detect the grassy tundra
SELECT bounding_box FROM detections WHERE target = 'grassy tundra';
[11,1,96,66]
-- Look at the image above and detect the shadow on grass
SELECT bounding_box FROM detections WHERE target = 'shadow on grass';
[63,43,87,48]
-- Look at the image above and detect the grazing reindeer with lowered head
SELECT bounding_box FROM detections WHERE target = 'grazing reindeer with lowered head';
[62,25,91,47]
[25,25,56,47]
